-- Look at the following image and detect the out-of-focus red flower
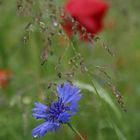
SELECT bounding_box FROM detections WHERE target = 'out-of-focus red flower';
[63,0,109,41]
[0,70,11,88]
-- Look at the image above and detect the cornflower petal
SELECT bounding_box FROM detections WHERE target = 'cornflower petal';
[32,122,60,138]
[58,112,72,123]
[57,82,81,104]
[34,102,48,109]
[32,102,48,119]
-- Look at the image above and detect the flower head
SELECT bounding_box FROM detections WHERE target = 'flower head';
[0,69,11,88]
[62,0,109,41]
[32,82,82,138]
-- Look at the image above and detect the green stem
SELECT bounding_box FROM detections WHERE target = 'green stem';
[70,37,101,100]
[90,77,100,98]
[67,123,85,140]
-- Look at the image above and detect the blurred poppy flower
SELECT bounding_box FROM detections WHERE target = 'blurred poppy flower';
[62,0,109,41]
[0,70,11,88]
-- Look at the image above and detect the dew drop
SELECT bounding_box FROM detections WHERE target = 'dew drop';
[33,134,38,138]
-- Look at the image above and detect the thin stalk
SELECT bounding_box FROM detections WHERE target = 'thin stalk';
[67,123,85,140]
[70,38,101,99]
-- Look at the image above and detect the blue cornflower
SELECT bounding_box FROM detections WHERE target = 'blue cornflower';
[32,82,82,138]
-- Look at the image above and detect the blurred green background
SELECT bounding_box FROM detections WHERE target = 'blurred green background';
[0,0,140,140]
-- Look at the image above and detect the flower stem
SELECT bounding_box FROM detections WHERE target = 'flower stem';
[67,123,85,140]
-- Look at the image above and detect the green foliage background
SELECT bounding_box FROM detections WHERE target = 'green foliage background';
[0,0,140,140]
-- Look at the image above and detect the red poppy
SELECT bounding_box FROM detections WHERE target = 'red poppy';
[0,70,11,88]
[63,0,109,41]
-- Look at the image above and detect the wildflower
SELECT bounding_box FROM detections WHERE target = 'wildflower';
[0,69,11,88]
[32,82,82,138]
[62,0,109,41]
